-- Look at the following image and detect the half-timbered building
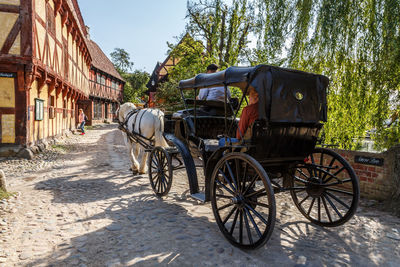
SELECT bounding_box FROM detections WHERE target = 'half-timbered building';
[0,0,121,156]
[84,38,124,125]
[146,34,196,107]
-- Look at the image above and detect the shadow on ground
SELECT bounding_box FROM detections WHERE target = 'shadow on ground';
[27,127,400,266]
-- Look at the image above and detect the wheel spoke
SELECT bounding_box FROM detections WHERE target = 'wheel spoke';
[151,173,159,182]
[215,178,235,196]
[225,161,238,191]
[235,158,241,192]
[318,197,321,221]
[294,175,308,184]
[229,208,240,235]
[324,166,345,183]
[319,152,324,178]
[218,202,234,211]
[326,188,353,196]
[162,161,168,169]
[243,209,253,244]
[321,195,333,223]
[298,195,310,206]
[323,178,352,187]
[246,188,266,198]
[223,206,237,225]
[156,150,161,166]
[244,207,262,238]
[322,157,336,181]
[159,177,164,193]
[151,157,158,167]
[324,193,343,218]
[297,169,310,180]
[247,200,269,208]
[156,177,161,193]
[310,154,317,177]
[325,191,350,209]
[307,197,316,215]
[239,210,243,244]
[216,194,232,199]
[218,169,237,193]
[244,203,269,225]
[241,162,248,193]
[162,176,168,192]
[293,187,307,192]
[242,174,260,196]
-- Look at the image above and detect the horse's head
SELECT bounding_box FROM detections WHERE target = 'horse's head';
[118,102,137,123]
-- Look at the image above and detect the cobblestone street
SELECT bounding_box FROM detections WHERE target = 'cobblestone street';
[0,124,399,266]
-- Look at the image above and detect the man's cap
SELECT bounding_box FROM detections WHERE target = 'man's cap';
[206,64,219,72]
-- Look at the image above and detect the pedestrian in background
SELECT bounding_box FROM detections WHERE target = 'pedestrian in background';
[78,109,86,135]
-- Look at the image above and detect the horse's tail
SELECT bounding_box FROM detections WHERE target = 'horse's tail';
[154,112,169,148]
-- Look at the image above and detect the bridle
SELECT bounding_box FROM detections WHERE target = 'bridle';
[119,108,139,128]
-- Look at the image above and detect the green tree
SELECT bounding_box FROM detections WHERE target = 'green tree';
[110,48,134,73]
[121,71,150,103]
[124,70,150,103]
[186,0,254,67]
[110,48,149,103]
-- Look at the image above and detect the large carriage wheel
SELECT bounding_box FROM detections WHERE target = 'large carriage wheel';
[148,147,173,197]
[211,153,276,249]
[290,147,359,227]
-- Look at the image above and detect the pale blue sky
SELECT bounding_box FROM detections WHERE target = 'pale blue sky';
[78,0,188,73]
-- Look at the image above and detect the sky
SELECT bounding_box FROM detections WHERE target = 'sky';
[78,0,188,73]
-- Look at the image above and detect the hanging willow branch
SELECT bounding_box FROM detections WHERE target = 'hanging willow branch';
[254,0,400,150]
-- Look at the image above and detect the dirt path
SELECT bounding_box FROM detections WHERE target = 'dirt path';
[0,124,399,266]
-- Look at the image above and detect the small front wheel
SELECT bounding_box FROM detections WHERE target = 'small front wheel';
[211,152,276,250]
[148,147,173,197]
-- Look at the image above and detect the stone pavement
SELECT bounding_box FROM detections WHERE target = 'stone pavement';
[0,124,399,266]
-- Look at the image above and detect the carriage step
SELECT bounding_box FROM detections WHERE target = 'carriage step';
[190,193,205,202]
[165,147,179,154]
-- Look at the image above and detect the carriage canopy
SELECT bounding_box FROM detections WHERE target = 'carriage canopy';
[178,64,329,123]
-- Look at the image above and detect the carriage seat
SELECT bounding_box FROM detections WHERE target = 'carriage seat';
[190,116,237,140]
[245,120,323,159]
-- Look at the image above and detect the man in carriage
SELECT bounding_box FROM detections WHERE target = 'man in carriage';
[196,64,233,116]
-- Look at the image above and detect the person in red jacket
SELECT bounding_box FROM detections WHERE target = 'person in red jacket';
[78,109,86,135]
[237,88,259,139]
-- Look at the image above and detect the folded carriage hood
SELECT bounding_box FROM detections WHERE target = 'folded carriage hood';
[179,64,330,123]
[178,66,254,90]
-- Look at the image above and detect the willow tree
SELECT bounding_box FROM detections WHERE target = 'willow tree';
[253,0,400,150]
[186,0,254,68]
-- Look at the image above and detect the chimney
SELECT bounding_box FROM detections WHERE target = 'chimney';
[85,25,90,40]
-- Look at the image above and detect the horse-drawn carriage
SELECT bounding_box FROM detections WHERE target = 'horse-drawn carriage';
[120,64,360,250]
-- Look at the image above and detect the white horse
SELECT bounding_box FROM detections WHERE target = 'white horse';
[118,102,168,174]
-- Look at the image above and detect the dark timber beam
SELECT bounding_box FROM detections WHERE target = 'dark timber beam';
[0,4,20,13]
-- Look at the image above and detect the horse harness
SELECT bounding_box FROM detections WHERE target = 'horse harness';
[119,108,155,143]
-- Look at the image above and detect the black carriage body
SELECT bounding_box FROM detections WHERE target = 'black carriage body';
[178,64,329,162]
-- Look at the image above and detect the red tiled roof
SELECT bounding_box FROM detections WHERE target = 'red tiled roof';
[87,39,124,81]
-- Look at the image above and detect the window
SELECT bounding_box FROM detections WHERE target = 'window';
[101,76,105,85]
[46,4,55,34]
[112,81,119,90]
[49,95,55,119]
[111,103,118,114]
[63,100,67,118]
[35,99,44,121]
[94,101,102,119]
[96,73,101,84]
[63,45,69,78]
